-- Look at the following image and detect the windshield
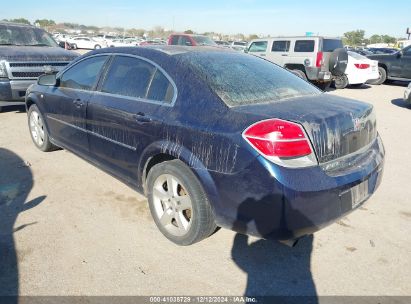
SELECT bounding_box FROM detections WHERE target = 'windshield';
[192,36,217,46]
[0,24,58,47]
[183,52,321,107]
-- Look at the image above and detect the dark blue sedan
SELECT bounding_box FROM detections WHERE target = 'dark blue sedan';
[25,46,384,246]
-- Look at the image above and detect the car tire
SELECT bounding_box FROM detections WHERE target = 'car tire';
[366,67,387,85]
[94,45,101,49]
[146,159,217,245]
[27,105,56,152]
[71,43,77,50]
[350,83,364,88]
[317,82,331,91]
[0,106,2,113]
[290,69,307,81]
[334,75,349,89]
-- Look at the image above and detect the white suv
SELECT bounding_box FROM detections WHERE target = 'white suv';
[246,36,348,89]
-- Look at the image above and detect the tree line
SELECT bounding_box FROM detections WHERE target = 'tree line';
[343,29,399,46]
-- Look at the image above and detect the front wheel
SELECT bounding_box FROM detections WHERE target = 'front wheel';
[334,75,349,89]
[367,67,387,85]
[71,43,77,50]
[146,160,217,245]
[28,105,56,152]
[94,44,101,49]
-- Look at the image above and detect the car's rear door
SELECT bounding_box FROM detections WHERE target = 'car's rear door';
[86,55,176,184]
[43,55,109,155]
[395,47,411,78]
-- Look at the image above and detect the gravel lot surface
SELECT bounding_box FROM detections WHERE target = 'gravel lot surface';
[0,82,410,296]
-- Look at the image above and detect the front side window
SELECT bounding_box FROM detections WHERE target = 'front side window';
[60,56,108,90]
[179,36,192,46]
[101,56,174,102]
[248,41,268,52]
[294,40,315,52]
[403,47,411,56]
[272,40,290,52]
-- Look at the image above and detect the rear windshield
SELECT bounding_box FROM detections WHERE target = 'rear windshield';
[347,51,366,60]
[182,52,321,107]
[322,39,343,52]
[0,24,58,47]
[192,36,217,46]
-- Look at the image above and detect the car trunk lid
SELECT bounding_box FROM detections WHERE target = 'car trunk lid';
[232,94,377,164]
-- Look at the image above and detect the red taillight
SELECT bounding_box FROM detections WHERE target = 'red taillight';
[243,119,312,158]
[316,52,323,67]
[354,63,370,69]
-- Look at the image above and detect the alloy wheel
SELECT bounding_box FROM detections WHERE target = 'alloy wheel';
[152,174,193,236]
[29,110,45,147]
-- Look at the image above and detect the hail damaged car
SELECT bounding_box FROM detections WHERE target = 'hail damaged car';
[25,46,385,246]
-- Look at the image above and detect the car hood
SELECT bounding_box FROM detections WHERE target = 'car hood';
[0,46,79,62]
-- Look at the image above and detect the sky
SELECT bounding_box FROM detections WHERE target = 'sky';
[2,0,410,38]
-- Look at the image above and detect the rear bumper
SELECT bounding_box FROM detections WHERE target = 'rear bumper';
[210,136,385,241]
[305,67,332,82]
[347,70,380,85]
[0,79,35,102]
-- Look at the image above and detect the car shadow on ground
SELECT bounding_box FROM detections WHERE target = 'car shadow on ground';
[230,195,318,301]
[391,98,410,109]
[0,105,26,114]
[0,148,46,299]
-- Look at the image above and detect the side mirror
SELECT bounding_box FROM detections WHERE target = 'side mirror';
[38,74,58,86]
[397,51,403,58]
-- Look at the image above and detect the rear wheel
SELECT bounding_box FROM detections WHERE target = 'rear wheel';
[367,67,387,85]
[146,160,217,245]
[28,105,56,152]
[0,106,2,113]
[317,81,331,91]
[94,44,101,49]
[71,43,77,50]
[334,75,349,89]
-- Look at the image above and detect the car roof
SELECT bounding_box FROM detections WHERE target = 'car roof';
[250,36,341,41]
[90,45,233,57]
[0,21,37,28]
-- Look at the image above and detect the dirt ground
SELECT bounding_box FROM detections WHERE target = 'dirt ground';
[0,83,410,296]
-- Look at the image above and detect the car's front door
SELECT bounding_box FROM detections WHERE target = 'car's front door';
[269,40,291,67]
[43,55,109,155]
[86,55,176,183]
[247,40,268,60]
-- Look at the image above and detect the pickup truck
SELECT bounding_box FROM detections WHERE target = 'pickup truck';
[367,46,411,85]
[0,21,78,112]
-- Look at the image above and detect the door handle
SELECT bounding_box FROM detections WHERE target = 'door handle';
[133,112,152,124]
[281,54,288,56]
[259,54,266,57]
[73,99,84,108]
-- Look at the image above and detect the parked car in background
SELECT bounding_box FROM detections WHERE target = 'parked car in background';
[214,40,230,47]
[230,41,247,51]
[247,36,348,90]
[404,83,411,105]
[367,48,399,55]
[93,35,116,46]
[351,49,374,56]
[366,45,411,85]
[0,21,78,112]
[168,34,217,46]
[25,46,384,246]
[333,51,379,89]
[109,39,133,47]
[67,36,106,50]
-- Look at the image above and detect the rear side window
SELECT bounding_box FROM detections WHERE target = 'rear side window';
[60,55,107,91]
[180,36,193,46]
[322,39,343,52]
[101,56,174,102]
[248,41,268,52]
[272,40,290,52]
[294,40,315,52]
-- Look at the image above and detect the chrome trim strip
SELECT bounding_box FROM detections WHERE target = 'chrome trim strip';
[47,115,137,151]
